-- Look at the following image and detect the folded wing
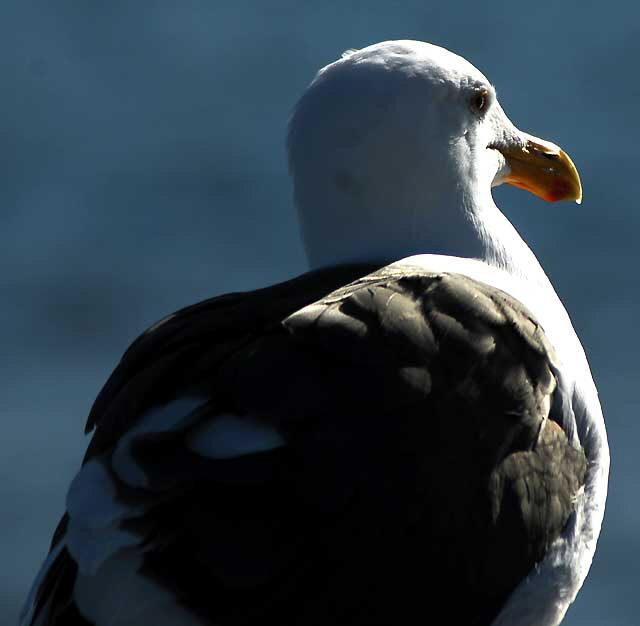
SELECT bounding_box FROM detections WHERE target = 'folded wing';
[22,266,587,626]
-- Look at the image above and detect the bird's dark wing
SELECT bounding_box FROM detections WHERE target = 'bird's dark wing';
[22,266,586,626]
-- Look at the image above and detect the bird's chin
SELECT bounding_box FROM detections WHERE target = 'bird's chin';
[487,147,510,188]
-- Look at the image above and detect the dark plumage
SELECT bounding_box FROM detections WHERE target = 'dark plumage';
[28,265,586,626]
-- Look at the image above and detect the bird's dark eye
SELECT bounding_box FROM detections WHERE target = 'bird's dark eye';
[471,89,489,114]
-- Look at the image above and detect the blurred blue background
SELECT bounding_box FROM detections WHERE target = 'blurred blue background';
[2,1,637,623]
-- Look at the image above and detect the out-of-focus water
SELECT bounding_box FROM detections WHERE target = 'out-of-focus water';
[2,2,637,623]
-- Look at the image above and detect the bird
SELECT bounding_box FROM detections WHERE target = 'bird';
[21,40,609,626]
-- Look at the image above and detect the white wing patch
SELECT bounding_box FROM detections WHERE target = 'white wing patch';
[112,395,207,488]
[65,459,145,575]
[185,414,285,459]
[67,459,144,528]
[62,396,209,577]
[24,397,286,625]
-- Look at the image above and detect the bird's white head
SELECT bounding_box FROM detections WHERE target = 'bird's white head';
[288,40,581,270]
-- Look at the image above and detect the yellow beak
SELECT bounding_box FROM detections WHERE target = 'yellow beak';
[497,133,582,204]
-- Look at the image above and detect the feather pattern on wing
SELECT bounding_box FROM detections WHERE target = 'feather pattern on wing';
[22,265,586,626]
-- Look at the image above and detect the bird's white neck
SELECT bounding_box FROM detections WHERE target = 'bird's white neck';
[298,172,551,292]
